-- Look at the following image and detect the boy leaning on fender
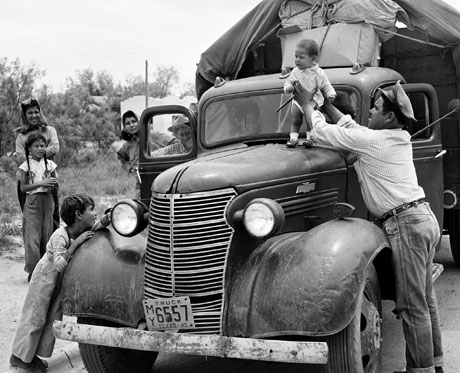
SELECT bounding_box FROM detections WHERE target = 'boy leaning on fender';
[9,194,99,371]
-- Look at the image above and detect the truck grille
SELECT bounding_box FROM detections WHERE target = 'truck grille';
[144,188,236,334]
[278,188,339,216]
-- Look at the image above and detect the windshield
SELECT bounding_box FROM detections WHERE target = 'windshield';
[203,90,358,146]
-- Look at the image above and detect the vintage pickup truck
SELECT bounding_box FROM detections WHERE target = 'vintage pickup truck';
[53,1,460,372]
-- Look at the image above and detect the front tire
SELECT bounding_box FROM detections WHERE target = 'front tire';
[77,317,158,373]
[325,264,382,373]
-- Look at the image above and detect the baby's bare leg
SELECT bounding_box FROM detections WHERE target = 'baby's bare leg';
[290,104,303,135]
[287,104,304,147]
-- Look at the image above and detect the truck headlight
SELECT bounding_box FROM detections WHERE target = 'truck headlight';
[242,198,285,239]
[111,200,148,237]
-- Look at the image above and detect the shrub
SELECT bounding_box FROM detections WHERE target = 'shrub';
[0,154,18,177]
[0,171,21,254]
[0,170,20,216]
[0,214,18,255]
[0,151,135,255]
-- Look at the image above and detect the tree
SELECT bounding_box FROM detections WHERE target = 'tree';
[0,61,187,163]
[57,68,119,154]
[121,74,146,99]
[0,58,44,157]
[96,70,116,97]
[179,81,196,99]
[121,65,181,99]
[150,65,179,98]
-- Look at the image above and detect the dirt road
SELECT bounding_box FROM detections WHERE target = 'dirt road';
[0,241,26,372]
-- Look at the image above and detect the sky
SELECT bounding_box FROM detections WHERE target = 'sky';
[1,0,262,92]
[2,0,460,94]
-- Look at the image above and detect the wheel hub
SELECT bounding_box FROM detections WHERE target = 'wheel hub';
[361,295,382,371]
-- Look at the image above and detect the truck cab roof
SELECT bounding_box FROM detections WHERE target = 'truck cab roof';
[198,67,404,151]
[201,67,404,100]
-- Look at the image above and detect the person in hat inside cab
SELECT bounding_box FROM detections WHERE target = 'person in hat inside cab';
[293,80,444,373]
[117,110,141,198]
[150,114,193,156]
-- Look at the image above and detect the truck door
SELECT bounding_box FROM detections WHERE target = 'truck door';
[401,83,444,229]
[138,105,197,206]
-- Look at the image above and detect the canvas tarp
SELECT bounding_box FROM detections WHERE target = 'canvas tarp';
[278,0,411,41]
[195,0,460,99]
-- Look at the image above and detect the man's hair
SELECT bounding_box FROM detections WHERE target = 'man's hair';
[380,94,409,126]
[60,194,95,226]
[296,39,319,57]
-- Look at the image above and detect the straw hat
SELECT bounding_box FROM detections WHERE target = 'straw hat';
[168,114,190,132]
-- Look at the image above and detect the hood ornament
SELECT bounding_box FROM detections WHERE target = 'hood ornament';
[296,182,315,194]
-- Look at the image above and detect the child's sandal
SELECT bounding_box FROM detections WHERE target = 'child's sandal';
[33,355,48,370]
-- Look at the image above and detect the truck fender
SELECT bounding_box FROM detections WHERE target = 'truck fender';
[61,226,147,327]
[226,217,389,338]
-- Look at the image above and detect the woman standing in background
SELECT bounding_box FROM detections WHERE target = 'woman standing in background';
[15,98,60,231]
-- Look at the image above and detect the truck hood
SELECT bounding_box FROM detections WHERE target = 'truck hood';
[153,144,350,194]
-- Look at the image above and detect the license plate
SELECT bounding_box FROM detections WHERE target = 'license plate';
[143,296,195,330]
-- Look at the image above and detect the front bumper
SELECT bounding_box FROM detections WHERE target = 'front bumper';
[53,321,328,364]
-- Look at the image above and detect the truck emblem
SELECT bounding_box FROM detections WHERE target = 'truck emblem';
[296,182,316,194]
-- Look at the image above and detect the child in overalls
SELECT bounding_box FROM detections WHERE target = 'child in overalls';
[17,133,58,281]
[10,194,98,371]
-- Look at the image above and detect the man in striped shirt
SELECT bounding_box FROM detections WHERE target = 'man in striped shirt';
[294,81,444,373]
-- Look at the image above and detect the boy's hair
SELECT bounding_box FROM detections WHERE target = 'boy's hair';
[60,194,95,226]
[296,39,319,57]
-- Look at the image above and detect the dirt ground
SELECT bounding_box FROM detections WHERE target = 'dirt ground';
[0,230,79,372]
[0,235,28,371]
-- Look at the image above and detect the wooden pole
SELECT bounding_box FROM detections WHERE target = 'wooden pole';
[145,60,149,109]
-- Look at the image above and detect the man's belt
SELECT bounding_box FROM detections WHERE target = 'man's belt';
[375,198,425,224]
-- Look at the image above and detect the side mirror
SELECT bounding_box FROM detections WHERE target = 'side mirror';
[447,99,460,119]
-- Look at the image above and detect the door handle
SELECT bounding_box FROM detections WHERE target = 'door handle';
[435,149,446,158]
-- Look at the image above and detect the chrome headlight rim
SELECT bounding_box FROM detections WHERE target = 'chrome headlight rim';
[242,198,285,239]
[111,199,148,237]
